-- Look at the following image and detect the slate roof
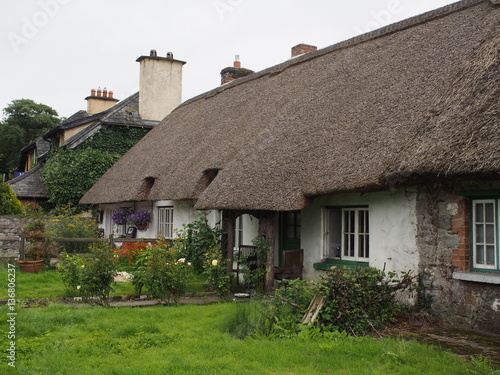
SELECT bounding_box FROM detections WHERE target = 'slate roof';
[9,92,159,200]
[79,0,499,210]
[8,165,50,199]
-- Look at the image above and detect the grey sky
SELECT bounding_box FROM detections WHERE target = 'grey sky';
[0,0,458,119]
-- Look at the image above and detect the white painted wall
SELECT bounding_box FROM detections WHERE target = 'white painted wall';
[301,188,419,280]
[98,200,219,239]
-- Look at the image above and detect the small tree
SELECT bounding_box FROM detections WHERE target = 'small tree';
[0,183,23,215]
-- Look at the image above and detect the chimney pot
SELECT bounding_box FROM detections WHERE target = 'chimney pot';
[233,55,241,68]
[166,52,174,60]
[150,49,157,57]
[97,87,102,97]
[109,91,114,98]
[291,43,317,57]
[103,88,108,98]
[91,88,96,96]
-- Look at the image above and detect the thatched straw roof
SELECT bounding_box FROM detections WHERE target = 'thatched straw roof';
[80,0,499,211]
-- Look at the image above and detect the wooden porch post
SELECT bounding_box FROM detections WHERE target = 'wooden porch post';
[258,211,276,293]
[221,211,236,275]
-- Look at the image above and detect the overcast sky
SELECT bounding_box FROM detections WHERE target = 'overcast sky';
[0,0,459,119]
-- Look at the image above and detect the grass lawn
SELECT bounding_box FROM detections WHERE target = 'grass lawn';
[1,262,498,374]
[1,302,496,375]
[0,262,207,300]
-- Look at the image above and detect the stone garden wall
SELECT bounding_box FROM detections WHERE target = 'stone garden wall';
[0,216,27,258]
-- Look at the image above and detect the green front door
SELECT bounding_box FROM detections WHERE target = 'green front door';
[279,211,301,264]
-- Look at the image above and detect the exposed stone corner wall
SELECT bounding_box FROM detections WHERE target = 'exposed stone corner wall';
[416,183,500,333]
[0,215,28,258]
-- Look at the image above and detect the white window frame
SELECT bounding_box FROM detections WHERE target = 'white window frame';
[341,208,370,262]
[322,207,369,262]
[158,206,174,238]
[472,199,498,270]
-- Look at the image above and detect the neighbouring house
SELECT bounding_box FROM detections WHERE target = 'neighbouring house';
[9,51,185,207]
[80,0,499,332]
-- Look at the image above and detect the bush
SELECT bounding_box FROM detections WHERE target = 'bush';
[0,183,23,215]
[48,207,100,253]
[203,245,230,298]
[130,239,192,303]
[239,236,270,292]
[317,267,412,335]
[176,215,221,273]
[58,243,117,304]
[258,279,316,338]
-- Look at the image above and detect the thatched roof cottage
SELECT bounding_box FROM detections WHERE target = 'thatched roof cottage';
[81,0,499,332]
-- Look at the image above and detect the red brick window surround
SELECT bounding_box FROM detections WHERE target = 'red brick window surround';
[451,197,470,271]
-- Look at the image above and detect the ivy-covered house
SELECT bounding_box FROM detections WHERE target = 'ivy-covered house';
[9,51,185,209]
[81,0,499,331]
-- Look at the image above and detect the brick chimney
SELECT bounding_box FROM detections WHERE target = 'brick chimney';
[136,50,186,121]
[220,55,254,85]
[291,43,317,57]
[85,87,119,114]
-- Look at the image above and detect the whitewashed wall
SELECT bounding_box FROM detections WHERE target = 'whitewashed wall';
[99,200,220,239]
[301,188,419,280]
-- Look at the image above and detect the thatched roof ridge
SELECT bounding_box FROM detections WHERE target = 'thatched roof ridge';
[80,0,499,210]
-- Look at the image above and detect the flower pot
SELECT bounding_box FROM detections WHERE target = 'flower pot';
[135,224,148,231]
[19,259,44,273]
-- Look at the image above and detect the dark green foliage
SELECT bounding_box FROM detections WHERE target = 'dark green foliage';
[176,215,222,273]
[317,267,408,335]
[258,279,316,337]
[42,148,120,210]
[42,126,149,210]
[79,126,149,154]
[0,183,23,215]
[239,236,270,292]
[0,99,60,173]
[58,243,117,304]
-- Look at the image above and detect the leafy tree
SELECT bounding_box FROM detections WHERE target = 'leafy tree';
[0,183,23,215]
[42,148,120,210]
[0,99,60,174]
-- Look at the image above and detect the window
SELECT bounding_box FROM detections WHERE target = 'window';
[323,207,369,263]
[158,206,174,238]
[472,199,498,271]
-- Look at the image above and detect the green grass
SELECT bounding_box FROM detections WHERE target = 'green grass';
[0,262,208,300]
[1,302,496,375]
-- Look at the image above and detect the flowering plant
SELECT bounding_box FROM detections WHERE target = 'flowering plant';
[128,210,152,228]
[111,209,131,225]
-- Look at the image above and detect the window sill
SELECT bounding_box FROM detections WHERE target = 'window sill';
[313,259,369,271]
[452,271,500,285]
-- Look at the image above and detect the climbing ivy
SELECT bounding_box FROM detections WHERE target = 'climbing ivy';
[80,126,149,154]
[42,126,150,211]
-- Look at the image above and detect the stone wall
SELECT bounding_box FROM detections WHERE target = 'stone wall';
[416,183,500,333]
[0,216,27,258]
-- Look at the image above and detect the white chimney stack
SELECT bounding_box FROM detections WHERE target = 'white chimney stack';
[136,50,186,121]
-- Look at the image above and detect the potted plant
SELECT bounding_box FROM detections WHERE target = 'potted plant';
[111,209,131,225]
[19,220,59,273]
[128,210,152,231]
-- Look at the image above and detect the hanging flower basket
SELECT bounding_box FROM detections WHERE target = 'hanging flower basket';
[112,209,131,225]
[128,210,152,231]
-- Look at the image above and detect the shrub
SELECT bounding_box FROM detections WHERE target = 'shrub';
[239,236,270,292]
[258,279,316,337]
[203,245,230,298]
[131,239,192,303]
[58,243,117,304]
[0,183,23,215]
[317,266,412,335]
[21,219,59,263]
[48,207,100,253]
[176,215,221,273]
